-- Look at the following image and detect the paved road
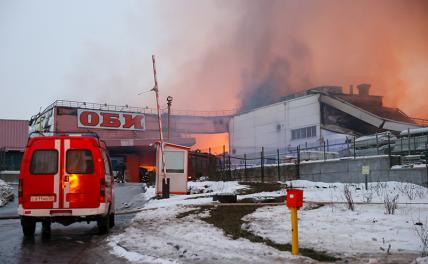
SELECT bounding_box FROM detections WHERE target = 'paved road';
[0,183,147,264]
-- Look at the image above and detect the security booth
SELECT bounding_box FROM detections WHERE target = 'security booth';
[155,142,190,196]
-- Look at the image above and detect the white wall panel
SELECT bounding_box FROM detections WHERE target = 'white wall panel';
[229,94,322,155]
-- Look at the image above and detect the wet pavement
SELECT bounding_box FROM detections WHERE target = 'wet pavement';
[0,183,147,264]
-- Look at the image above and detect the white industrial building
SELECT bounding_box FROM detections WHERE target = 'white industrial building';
[229,84,422,157]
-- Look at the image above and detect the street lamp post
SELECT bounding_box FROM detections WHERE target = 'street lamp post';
[167,96,173,142]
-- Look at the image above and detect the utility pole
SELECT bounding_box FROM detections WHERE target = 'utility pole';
[151,55,169,198]
[167,96,173,142]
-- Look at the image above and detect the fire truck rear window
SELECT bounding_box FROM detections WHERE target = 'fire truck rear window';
[66,150,94,174]
[30,150,58,174]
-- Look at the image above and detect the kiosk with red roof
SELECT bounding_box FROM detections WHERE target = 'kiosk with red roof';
[155,142,190,196]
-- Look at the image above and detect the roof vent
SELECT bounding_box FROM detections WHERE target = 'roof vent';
[357,83,370,96]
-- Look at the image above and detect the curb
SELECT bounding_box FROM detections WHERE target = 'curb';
[0,215,19,220]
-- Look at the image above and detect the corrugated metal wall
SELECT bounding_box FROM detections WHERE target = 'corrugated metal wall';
[0,119,29,150]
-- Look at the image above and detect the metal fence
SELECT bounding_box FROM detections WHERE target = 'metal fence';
[191,133,428,182]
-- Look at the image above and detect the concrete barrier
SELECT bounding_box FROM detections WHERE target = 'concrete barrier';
[0,171,19,183]
[233,156,428,186]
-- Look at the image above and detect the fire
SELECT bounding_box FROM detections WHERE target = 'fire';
[191,133,229,154]
[139,165,156,172]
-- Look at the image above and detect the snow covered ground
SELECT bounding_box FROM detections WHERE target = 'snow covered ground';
[0,179,14,207]
[287,180,428,204]
[244,180,428,258]
[108,206,311,264]
[110,181,312,263]
[108,180,428,263]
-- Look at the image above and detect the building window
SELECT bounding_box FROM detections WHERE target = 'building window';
[291,126,317,140]
[165,151,185,173]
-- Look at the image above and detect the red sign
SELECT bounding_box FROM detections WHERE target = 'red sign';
[77,109,145,131]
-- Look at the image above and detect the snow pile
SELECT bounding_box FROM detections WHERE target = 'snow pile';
[116,181,244,212]
[0,179,14,207]
[188,181,245,195]
[238,190,285,201]
[144,181,246,209]
[108,205,311,264]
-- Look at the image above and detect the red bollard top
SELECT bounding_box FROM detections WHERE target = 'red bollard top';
[286,189,304,208]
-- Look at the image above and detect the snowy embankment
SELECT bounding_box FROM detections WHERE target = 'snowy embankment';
[108,206,309,264]
[0,179,14,207]
[243,180,428,258]
[108,180,428,263]
[108,181,311,263]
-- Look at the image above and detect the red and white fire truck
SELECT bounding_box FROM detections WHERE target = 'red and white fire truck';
[18,134,115,236]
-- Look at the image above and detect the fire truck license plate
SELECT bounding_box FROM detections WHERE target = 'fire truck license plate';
[30,196,55,202]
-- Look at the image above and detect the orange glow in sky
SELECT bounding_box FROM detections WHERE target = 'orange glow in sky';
[191,133,229,154]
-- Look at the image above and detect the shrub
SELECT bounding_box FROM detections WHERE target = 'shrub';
[384,193,399,214]
[344,184,354,211]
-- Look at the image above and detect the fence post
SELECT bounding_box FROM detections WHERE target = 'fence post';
[388,132,392,167]
[277,149,280,181]
[296,146,300,179]
[244,153,247,182]
[323,140,326,161]
[327,139,330,152]
[346,137,350,156]
[353,136,356,159]
[208,148,212,179]
[376,133,379,155]
[414,137,417,152]
[228,155,231,181]
[222,145,226,179]
[426,133,428,151]
[407,128,411,155]
[196,152,199,180]
[261,147,264,183]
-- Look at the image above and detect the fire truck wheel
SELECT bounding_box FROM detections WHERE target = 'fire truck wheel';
[21,217,36,237]
[97,214,110,234]
[109,213,115,228]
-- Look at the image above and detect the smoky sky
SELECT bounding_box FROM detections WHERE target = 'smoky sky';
[232,1,314,111]
[153,0,428,117]
[54,0,428,119]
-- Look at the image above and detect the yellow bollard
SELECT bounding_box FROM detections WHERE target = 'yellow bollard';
[286,188,303,256]
[290,207,299,255]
